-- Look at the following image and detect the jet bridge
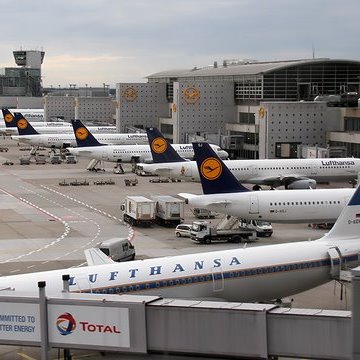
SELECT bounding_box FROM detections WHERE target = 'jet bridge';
[328,246,353,282]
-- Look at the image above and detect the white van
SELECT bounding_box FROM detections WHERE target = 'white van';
[98,238,135,262]
[175,224,193,238]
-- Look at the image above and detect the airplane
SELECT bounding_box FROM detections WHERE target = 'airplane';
[2,109,118,136]
[135,128,360,189]
[0,108,44,121]
[1,182,360,302]
[9,113,148,149]
[178,142,355,223]
[66,120,228,164]
[0,108,69,135]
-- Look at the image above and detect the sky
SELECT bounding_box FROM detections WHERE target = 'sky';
[0,0,359,88]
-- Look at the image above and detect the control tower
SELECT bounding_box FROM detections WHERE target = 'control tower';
[0,49,45,96]
[13,50,45,68]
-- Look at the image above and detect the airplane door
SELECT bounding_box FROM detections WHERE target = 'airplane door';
[249,195,259,214]
[310,162,318,176]
[101,149,107,161]
[249,165,258,177]
[211,267,224,293]
[327,246,343,279]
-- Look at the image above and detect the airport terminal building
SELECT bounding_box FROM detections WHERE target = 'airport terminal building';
[1,52,360,160]
[116,58,360,159]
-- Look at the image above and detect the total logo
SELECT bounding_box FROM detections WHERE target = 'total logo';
[151,137,167,154]
[56,312,121,336]
[57,312,77,336]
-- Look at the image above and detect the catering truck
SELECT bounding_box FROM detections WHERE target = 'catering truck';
[150,195,185,226]
[121,196,156,226]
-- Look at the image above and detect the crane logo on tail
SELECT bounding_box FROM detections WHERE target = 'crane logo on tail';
[4,113,13,123]
[200,157,222,180]
[75,127,89,141]
[17,118,28,130]
[151,137,167,154]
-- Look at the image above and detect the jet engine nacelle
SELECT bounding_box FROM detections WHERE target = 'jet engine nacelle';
[287,179,317,189]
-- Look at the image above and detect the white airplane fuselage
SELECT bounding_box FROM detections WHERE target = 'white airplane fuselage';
[139,158,360,186]
[0,239,358,302]
[180,188,354,223]
[68,144,228,163]
[11,132,148,149]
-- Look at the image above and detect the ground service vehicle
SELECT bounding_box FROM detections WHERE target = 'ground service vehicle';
[98,238,135,262]
[190,220,256,244]
[121,196,156,226]
[175,224,193,238]
[151,195,185,226]
[239,219,273,237]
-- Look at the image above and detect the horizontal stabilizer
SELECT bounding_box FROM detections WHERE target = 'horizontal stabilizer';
[84,248,115,266]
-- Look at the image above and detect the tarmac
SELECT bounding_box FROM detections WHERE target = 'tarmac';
[0,136,354,359]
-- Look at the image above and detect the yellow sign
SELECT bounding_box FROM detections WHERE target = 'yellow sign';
[151,137,167,154]
[172,103,177,113]
[75,127,89,141]
[200,157,222,180]
[182,86,200,104]
[259,107,265,118]
[4,113,13,123]
[17,118,28,130]
[122,87,138,102]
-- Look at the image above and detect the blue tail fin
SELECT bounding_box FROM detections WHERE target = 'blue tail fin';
[321,183,360,241]
[14,113,39,135]
[2,109,16,128]
[71,119,104,147]
[192,142,249,195]
[146,127,186,163]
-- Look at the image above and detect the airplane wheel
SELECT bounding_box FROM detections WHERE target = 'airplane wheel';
[205,237,211,244]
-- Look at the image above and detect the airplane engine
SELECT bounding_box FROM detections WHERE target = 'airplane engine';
[287,179,317,189]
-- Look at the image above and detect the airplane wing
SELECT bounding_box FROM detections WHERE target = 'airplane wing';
[203,200,232,206]
[177,192,198,200]
[178,193,232,208]
[84,248,115,266]
[247,175,311,187]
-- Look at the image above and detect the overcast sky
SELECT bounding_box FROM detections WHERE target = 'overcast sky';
[1,0,359,88]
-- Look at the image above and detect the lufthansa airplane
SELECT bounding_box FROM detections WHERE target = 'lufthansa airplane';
[9,113,148,149]
[0,183,360,302]
[1,108,118,136]
[178,142,354,223]
[66,120,228,163]
[0,109,70,135]
[136,128,360,189]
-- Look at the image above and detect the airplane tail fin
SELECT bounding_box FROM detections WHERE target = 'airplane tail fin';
[320,184,360,242]
[14,113,39,135]
[146,127,186,163]
[84,248,115,266]
[192,142,249,195]
[71,119,103,147]
[2,109,16,128]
